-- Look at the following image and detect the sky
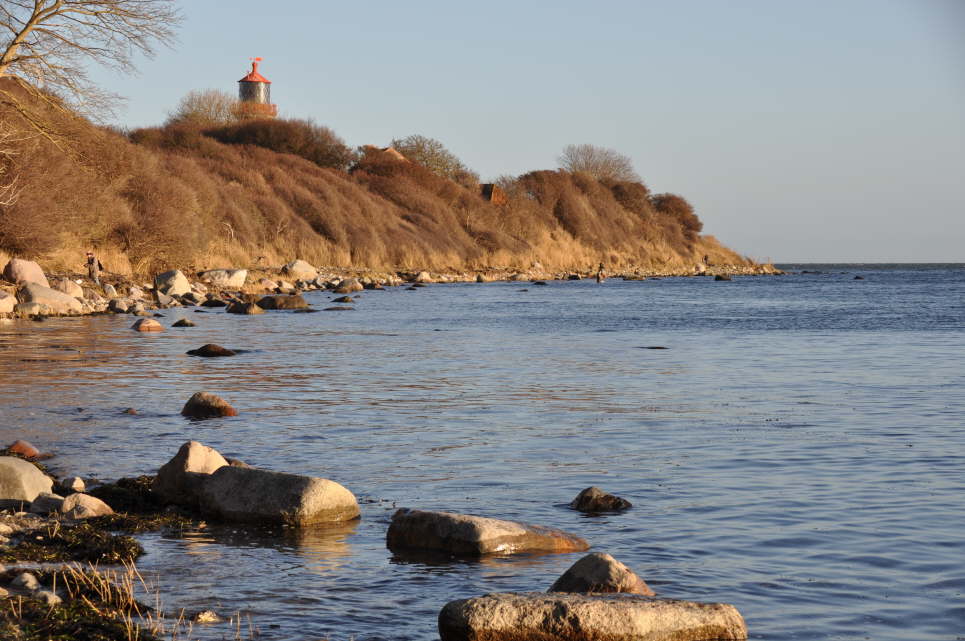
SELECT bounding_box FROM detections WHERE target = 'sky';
[89,0,965,262]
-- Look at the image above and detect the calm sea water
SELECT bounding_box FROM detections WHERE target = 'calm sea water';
[1,264,963,640]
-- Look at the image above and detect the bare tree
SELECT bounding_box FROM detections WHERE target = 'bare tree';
[166,89,240,127]
[557,143,641,182]
[0,121,26,206]
[0,0,181,116]
[390,134,479,186]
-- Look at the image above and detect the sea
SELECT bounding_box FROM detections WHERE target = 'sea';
[0,263,962,640]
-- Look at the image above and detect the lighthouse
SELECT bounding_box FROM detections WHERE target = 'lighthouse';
[237,57,277,119]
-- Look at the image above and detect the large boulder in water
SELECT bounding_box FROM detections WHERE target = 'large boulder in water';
[333,278,363,294]
[0,457,53,505]
[438,593,747,641]
[152,441,228,504]
[186,344,236,357]
[2,258,48,287]
[549,552,655,595]
[281,259,318,281]
[258,294,308,310]
[386,508,589,556]
[181,392,238,419]
[154,269,191,296]
[17,283,82,314]
[131,318,163,332]
[198,269,248,288]
[199,466,360,525]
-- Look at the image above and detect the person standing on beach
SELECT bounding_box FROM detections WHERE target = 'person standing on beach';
[596,262,606,283]
[85,251,103,286]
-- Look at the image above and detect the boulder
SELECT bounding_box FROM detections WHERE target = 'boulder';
[414,271,433,283]
[153,441,228,504]
[332,295,355,304]
[715,275,732,281]
[61,493,114,519]
[570,486,631,512]
[172,318,195,327]
[386,509,589,556]
[61,476,86,492]
[6,439,40,459]
[549,553,654,595]
[199,269,248,288]
[103,283,118,298]
[199,465,360,525]
[186,344,236,357]
[128,285,145,299]
[333,278,363,294]
[0,456,53,504]
[2,258,48,287]
[13,302,46,316]
[29,492,65,515]
[108,298,131,313]
[154,269,191,296]
[131,318,163,332]
[52,277,84,299]
[154,290,175,306]
[201,297,228,308]
[17,283,82,315]
[258,294,308,310]
[438,593,747,641]
[181,291,204,305]
[475,274,489,283]
[0,290,15,314]
[282,259,318,281]
[181,392,238,419]
[225,301,264,315]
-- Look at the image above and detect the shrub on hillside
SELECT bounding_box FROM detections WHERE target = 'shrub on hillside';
[389,134,479,188]
[205,119,356,171]
[650,193,702,239]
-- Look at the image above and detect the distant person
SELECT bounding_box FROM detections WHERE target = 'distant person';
[85,251,103,286]
[703,254,710,266]
[596,262,606,283]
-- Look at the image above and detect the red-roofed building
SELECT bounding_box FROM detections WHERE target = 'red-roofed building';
[237,58,277,119]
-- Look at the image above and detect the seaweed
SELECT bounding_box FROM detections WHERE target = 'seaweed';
[0,522,143,564]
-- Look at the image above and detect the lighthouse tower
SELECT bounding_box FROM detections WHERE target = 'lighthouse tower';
[237,57,277,119]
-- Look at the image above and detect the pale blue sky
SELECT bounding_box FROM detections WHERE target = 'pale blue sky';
[91,0,964,262]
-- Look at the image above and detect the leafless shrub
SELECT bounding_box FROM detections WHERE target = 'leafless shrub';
[166,88,241,127]
[558,143,641,182]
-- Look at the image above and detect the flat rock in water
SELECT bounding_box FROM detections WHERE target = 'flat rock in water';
[3,258,48,288]
[438,592,747,641]
[153,441,228,504]
[324,306,354,311]
[131,318,163,332]
[199,465,360,525]
[387,508,589,556]
[181,392,237,419]
[258,294,308,310]
[61,493,114,519]
[186,344,236,357]
[570,486,632,512]
[549,552,655,595]
[0,456,53,504]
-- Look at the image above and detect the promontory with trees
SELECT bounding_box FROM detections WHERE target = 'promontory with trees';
[0,0,770,281]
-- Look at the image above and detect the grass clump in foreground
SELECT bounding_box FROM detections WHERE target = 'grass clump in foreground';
[0,564,160,641]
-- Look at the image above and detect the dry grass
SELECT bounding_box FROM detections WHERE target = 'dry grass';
[0,76,754,275]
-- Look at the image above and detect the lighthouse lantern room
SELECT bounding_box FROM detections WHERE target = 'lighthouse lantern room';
[237,57,278,119]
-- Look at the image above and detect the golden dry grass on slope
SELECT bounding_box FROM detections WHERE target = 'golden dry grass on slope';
[0,77,754,276]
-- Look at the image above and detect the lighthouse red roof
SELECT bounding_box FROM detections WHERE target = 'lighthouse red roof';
[239,58,271,84]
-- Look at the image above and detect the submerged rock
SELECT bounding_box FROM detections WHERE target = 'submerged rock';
[181,392,238,419]
[714,275,732,281]
[173,318,196,327]
[131,318,163,332]
[226,301,264,315]
[7,439,40,459]
[549,552,655,595]
[186,344,236,357]
[438,592,747,641]
[570,486,632,512]
[199,466,360,525]
[386,508,589,556]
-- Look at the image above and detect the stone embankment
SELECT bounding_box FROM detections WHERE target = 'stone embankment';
[0,256,782,320]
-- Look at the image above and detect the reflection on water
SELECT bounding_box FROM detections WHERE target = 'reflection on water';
[1,267,964,640]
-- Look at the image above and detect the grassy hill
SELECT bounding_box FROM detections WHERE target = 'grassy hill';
[0,77,758,277]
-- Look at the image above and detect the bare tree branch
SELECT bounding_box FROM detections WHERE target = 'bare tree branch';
[0,0,181,118]
[557,143,641,182]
